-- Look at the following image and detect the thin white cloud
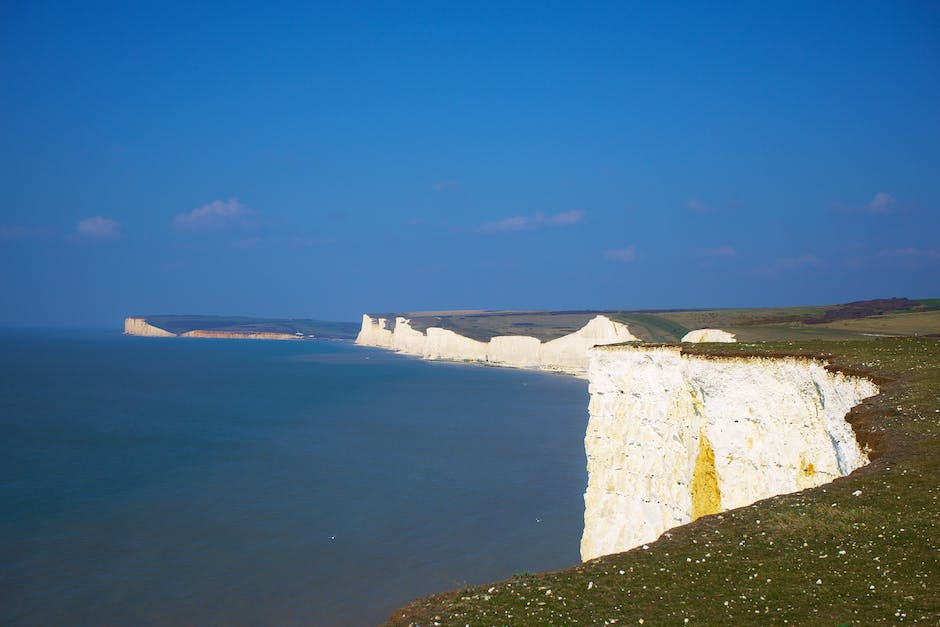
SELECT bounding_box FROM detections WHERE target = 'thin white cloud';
[769,253,823,270]
[76,216,122,239]
[173,198,251,230]
[867,192,896,214]
[603,245,636,262]
[546,209,586,225]
[700,245,736,258]
[878,247,939,260]
[478,210,586,234]
[432,179,458,192]
[480,216,529,233]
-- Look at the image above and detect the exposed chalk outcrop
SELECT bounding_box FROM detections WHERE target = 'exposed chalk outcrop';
[487,335,543,369]
[580,345,878,561]
[124,317,176,337]
[424,327,489,362]
[391,317,428,356]
[681,328,737,343]
[355,314,395,349]
[180,330,297,340]
[540,315,640,372]
[355,314,638,376]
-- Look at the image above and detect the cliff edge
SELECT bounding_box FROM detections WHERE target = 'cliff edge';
[124,317,176,337]
[581,344,877,561]
[355,313,639,376]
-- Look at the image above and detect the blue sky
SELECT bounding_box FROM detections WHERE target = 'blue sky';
[1,1,938,326]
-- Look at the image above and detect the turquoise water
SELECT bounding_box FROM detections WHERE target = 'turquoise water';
[0,330,588,625]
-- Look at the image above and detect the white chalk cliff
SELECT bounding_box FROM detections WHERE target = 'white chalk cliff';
[580,345,878,561]
[355,314,639,376]
[681,328,737,343]
[124,317,176,337]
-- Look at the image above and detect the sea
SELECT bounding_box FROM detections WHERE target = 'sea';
[0,329,589,626]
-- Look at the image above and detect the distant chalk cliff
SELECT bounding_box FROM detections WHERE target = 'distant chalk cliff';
[124,317,176,337]
[123,317,301,340]
[355,313,639,376]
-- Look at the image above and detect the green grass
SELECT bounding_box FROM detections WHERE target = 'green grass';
[385,339,940,625]
[611,313,689,342]
[142,315,360,339]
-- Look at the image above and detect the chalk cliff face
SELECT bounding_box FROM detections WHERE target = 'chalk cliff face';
[581,345,878,561]
[541,315,640,372]
[355,314,395,348]
[180,330,297,340]
[355,314,638,376]
[124,317,176,337]
[681,328,737,343]
[424,327,488,362]
[487,335,543,369]
[390,317,428,355]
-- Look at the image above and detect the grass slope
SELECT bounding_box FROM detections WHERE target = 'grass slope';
[386,339,940,625]
[142,315,360,339]
[381,299,939,344]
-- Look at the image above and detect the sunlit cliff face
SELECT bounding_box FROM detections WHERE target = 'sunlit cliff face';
[355,314,638,376]
[581,346,878,561]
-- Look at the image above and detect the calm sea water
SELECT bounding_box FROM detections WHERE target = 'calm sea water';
[0,330,588,625]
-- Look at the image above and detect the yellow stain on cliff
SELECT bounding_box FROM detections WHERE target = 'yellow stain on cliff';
[689,388,705,417]
[691,431,721,520]
[800,456,816,477]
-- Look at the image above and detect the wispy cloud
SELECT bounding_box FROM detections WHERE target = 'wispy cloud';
[76,216,122,239]
[173,198,251,230]
[432,179,458,192]
[0,225,53,239]
[686,199,712,213]
[867,192,896,214]
[831,192,900,215]
[699,245,736,258]
[878,247,939,260]
[546,210,585,225]
[603,245,636,262]
[767,253,823,271]
[478,210,586,234]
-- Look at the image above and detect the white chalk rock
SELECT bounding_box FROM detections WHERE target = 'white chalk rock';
[487,335,542,369]
[391,317,428,356]
[581,345,877,561]
[124,317,176,337]
[540,315,639,373]
[355,314,395,348]
[424,327,488,362]
[681,328,737,343]
[355,312,640,376]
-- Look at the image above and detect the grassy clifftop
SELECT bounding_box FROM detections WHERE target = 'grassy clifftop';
[379,298,940,343]
[386,338,940,625]
[140,315,360,340]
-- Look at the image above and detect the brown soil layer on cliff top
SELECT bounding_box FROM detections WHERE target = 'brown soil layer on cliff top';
[385,338,940,626]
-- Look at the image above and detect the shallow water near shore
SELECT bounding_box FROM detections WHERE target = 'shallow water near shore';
[0,330,587,625]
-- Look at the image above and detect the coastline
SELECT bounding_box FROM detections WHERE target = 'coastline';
[386,338,939,625]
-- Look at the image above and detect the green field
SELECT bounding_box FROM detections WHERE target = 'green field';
[379,298,940,343]
[386,338,940,625]
[141,315,360,339]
